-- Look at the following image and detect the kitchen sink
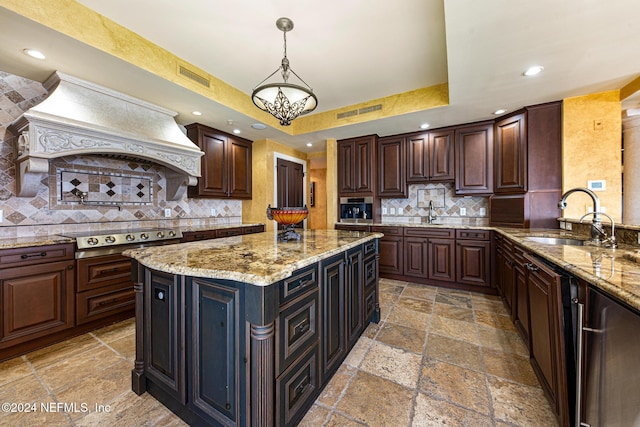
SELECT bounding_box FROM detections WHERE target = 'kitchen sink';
[525,236,586,246]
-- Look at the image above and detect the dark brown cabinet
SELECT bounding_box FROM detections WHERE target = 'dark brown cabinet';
[525,253,570,427]
[371,226,403,276]
[494,113,527,193]
[513,246,530,345]
[186,123,252,199]
[490,102,562,228]
[403,227,455,283]
[337,135,376,196]
[320,254,346,382]
[455,122,494,195]
[181,225,265,243]
[345,247,364,349]
[0,244,75,359]
[377,135,407,198]
[456,237,491,288]
[406,129,454,183]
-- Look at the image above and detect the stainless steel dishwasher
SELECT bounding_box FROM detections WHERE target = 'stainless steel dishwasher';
[576,287,640,427]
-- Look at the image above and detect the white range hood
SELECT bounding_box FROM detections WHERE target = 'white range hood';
[8,71,204,201]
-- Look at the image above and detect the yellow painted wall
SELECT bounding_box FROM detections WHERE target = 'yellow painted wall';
[326,139,338,227]
[562,91,622,222]
[308,168,327,229]
[242,139,309,231]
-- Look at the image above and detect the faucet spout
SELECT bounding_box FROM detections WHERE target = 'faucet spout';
[558,187,601,224]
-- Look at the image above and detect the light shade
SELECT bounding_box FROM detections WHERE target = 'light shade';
[251,18,317,126]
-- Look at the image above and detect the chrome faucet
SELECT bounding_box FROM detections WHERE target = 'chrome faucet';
[426,200,437,224]
[580,211,617,248]
[558,188,602,243]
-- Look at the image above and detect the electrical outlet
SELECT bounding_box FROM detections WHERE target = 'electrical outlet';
[382,207,387,215]
[566,222,572,231]
[211,208,217,216]
[390,207,396,215]
[164,208,171,217]
[479,207,486,216]
[0,209,3,223]
[559,221,566,230]
[398,208,403,215]
[460,207,467,216]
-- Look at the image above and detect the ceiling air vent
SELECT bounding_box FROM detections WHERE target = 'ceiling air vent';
[337,104,382,120]
[178,64,211,88]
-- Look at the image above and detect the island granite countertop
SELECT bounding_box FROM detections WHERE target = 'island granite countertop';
[123,229,383,286]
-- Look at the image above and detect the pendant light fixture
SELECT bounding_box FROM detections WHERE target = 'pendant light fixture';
[251,17,317,126]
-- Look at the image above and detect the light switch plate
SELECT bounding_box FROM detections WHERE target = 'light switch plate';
[566,222,572,231]
[164,208,171,217]
[382,207,388,215]
[398,208,403,215]
[460,207,467,216]
[390,207,396,215]
[0,209,3,223]
[479,207,486,216]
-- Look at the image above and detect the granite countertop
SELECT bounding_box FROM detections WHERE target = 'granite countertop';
[124,229,383,286]
[0,235,75,250]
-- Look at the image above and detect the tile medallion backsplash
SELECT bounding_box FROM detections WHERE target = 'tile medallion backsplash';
[0,71,242,237]
[381,182,489,225]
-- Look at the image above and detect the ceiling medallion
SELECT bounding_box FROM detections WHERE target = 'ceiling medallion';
[251,17,317,126]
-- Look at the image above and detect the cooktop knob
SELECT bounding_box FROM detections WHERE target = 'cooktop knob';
[140,233,149,240]
[87,237,99,246]
[126,234,135,241]
[156,231,165,238]
[105,235,116,244]
[168,230,176,237]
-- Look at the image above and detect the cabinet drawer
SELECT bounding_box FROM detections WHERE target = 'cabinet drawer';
[277,291,318,376]
[370,226,402,236]
[242,225,265,234]
[0,243,74,269]
[404,227,454,239]
[216,227,244,238]
[77,254,132,292]
[76,283,135,325]
[455,229,491,240]
[363,239,377,257]
[280,264,318,306]
[181,230,216,242]
[276,345,319,427]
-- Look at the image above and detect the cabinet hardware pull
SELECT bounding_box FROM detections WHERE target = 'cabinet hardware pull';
[294,376,309,397]
[294,318,309,335]
[98,297,119,306]
[67,265,74,270]
[103,267,120,273]
[21,251,47,259]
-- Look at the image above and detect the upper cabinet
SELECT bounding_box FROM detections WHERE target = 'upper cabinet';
[406,128,454,183]
[455,122,494,195]
[377,135,407,198]
[494,112,527,193]
[337,135,376,196]
[186,123,252,199]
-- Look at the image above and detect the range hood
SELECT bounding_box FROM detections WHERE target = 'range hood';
[7,71,204,201]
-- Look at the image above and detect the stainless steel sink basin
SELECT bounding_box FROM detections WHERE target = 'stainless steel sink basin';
[525,236,585,246]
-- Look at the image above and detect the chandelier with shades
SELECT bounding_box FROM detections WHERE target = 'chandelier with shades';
[251,17,317,126]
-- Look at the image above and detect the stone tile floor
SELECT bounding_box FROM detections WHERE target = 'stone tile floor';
[0,278,559,426]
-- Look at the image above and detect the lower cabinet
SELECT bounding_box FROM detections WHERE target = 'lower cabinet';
[320,254,346,382]
[455,230,491,288]
[371,226,403,275]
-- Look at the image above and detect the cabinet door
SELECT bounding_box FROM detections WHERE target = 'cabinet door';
[189,278,240,423]
[502,252,516,315]
[377,136,407,198]
[377,236,404,276]
[525,256,568,423]
[346,247,363,349]
[406,133,429,182]
[403,237,428,278]
[428,129,454,181]
[495,113,526,193]
[228,138,252,199]
[320,255,346,381]
[514,262,529,346]
[455,123,494,195]
[199,131,228,198]
[456,240,491,287]
[337,141,355,194]
[0,260,75,348]
[354,136,374,194]
[428,238,455,282]
[144,271,185,403]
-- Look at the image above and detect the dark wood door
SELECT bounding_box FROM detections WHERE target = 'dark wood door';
[404,237,428,278]
[406,133,429,183]
[0,260,75,349]
[346,247,363,349]
[456,240,491,287]
[200,131,228,198]
[495,112,527,193]
[502,251,516,315]
[228,138,252,199]
[428,238,455,282]
[429,129,454,181]
[320,255,346,382]
[377,236,404,276]
[514,260,530,346]
[277,158,305,229]
[337,141,355,194]
[377,136,407,198]
[337,136,375,196]
[455,123,494,195]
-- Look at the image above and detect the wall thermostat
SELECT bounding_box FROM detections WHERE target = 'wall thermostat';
[587,180,606,191]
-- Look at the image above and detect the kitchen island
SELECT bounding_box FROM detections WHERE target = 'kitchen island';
[124,229,381,427]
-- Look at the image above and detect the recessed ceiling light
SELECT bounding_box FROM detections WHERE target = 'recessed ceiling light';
[233,129,241,134]
[22,48,45,60]
[306,143,313,147]
[420,123,430,130]
[192,111,202,116]
[523,65,544,76]
[494,109,506,115]
[251,123,267,130]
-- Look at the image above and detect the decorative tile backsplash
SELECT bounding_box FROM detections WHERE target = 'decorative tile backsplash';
[0,71,243,237]
[381,182,489,225]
